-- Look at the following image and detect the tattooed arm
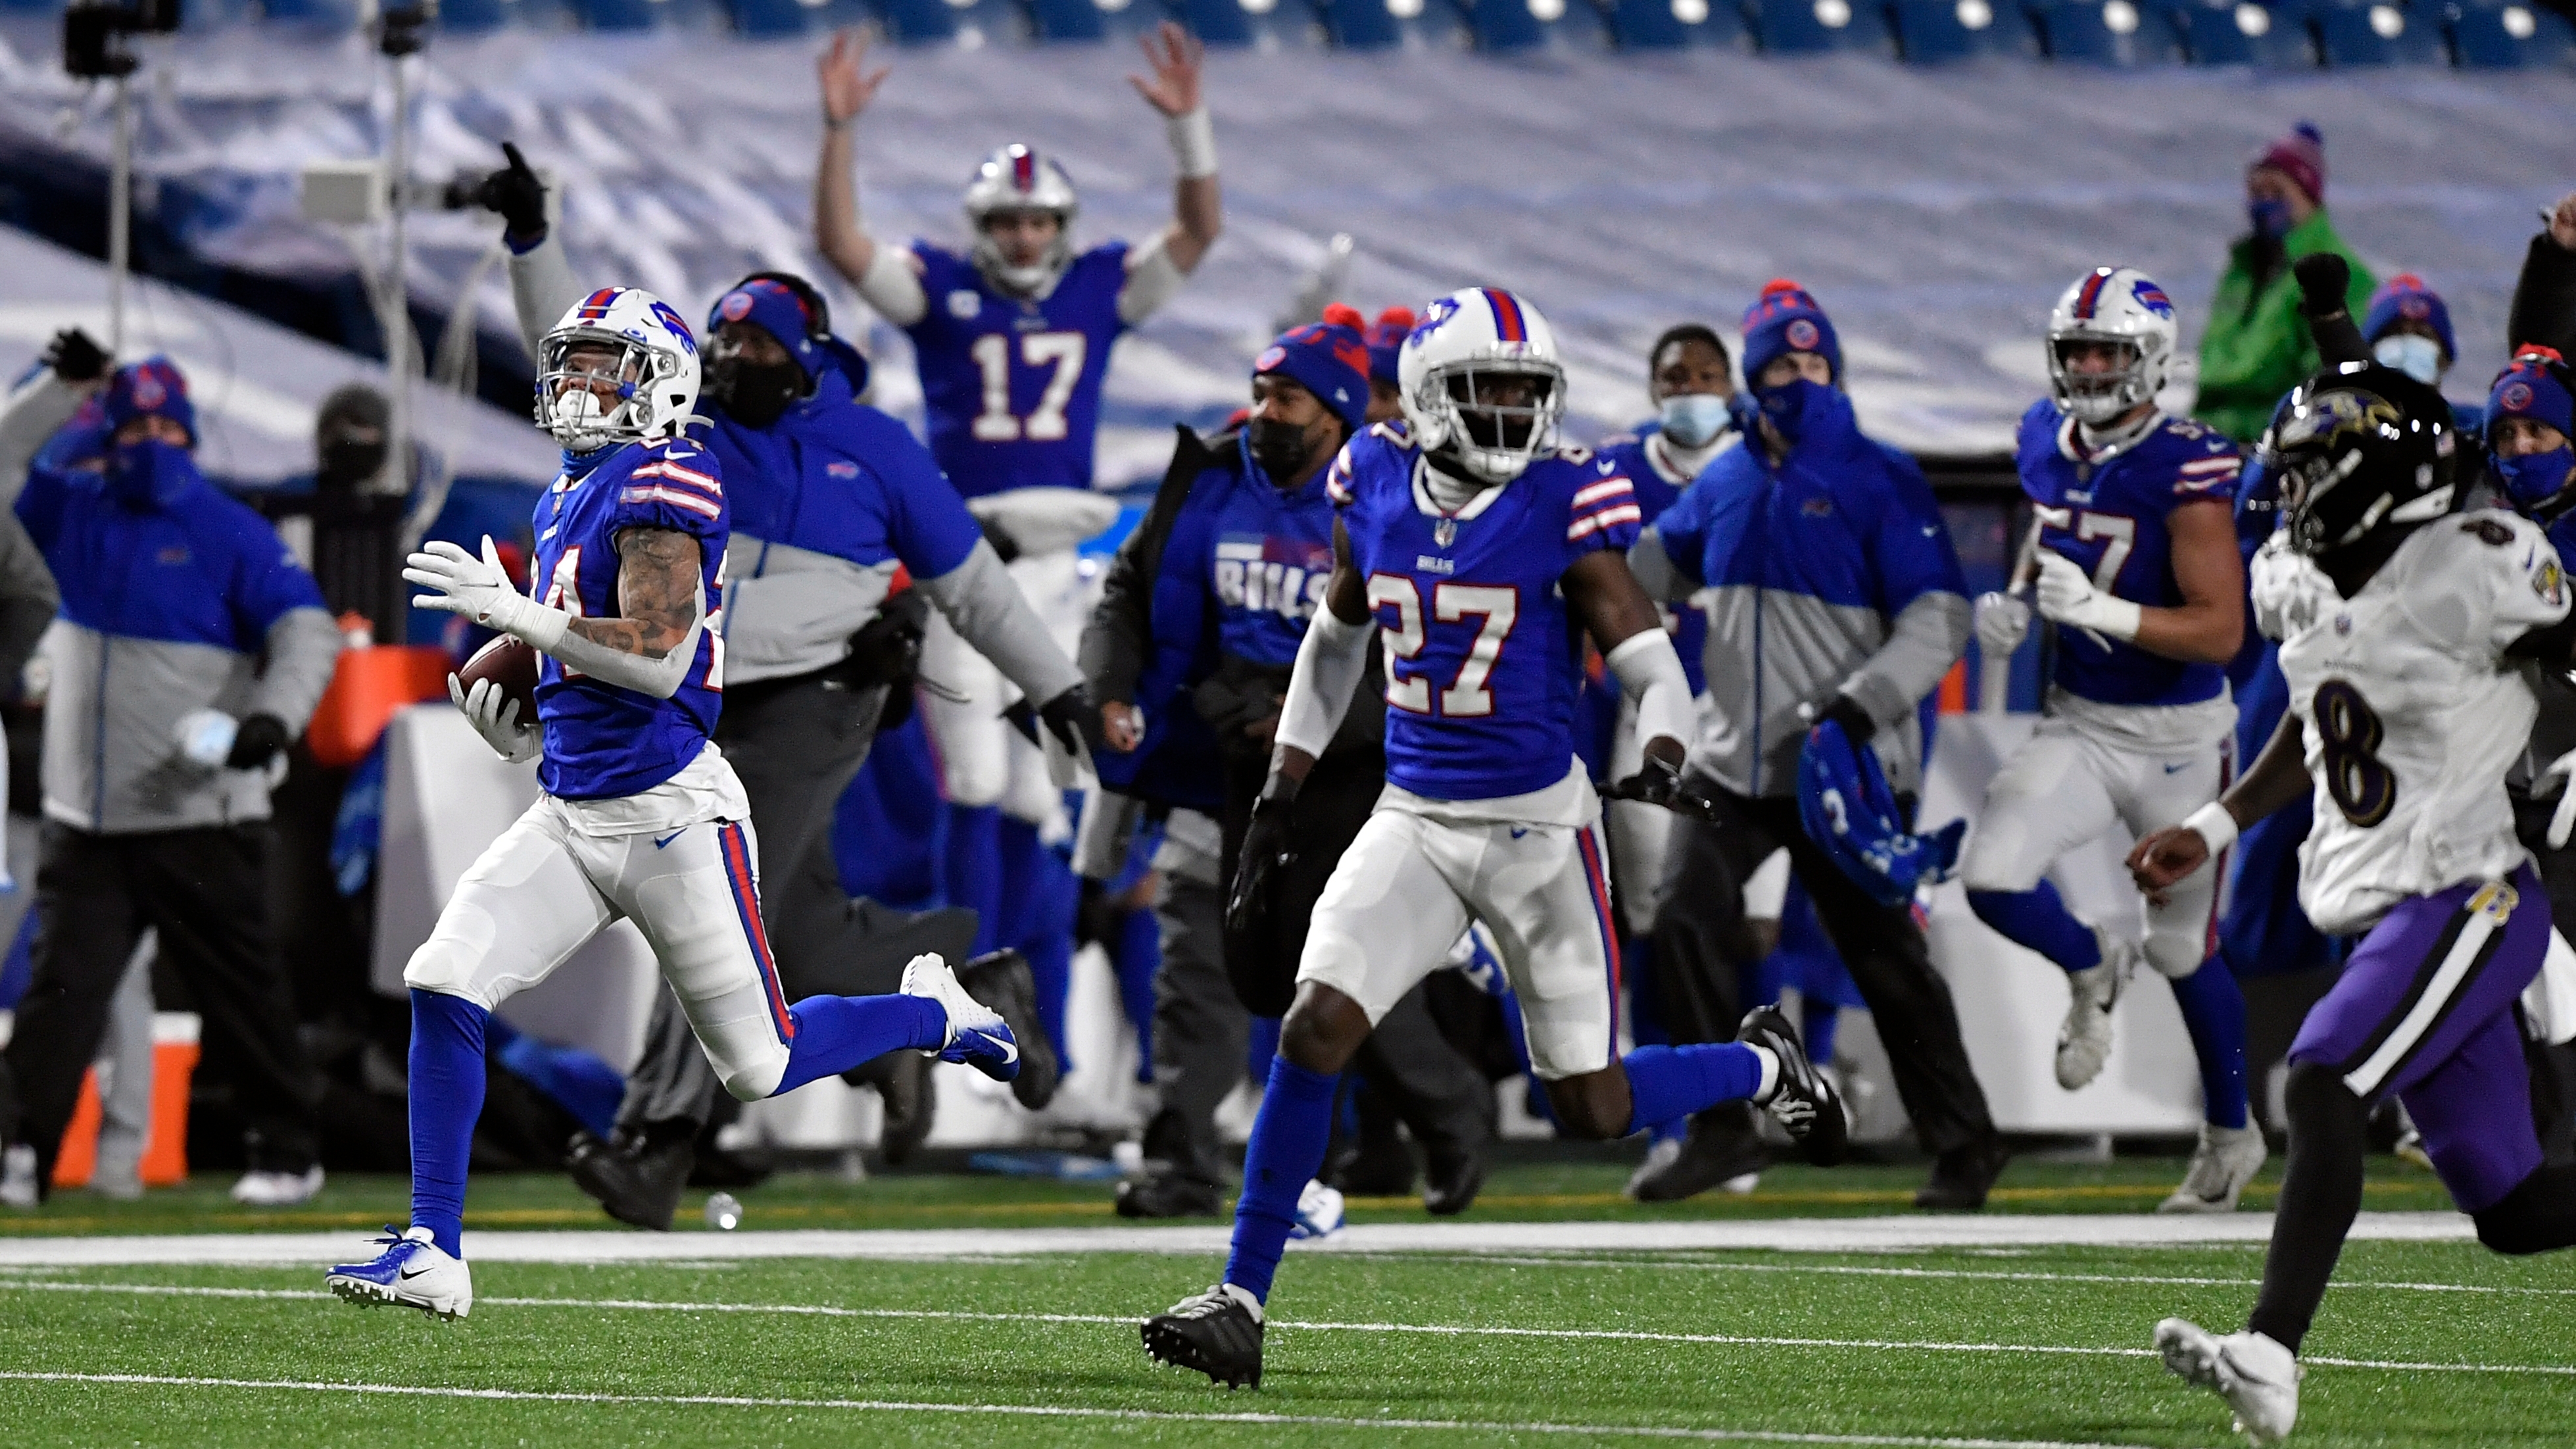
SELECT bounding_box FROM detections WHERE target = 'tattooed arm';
[542,527,708,699]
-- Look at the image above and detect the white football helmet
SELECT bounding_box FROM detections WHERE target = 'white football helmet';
[1398,287,1565,485]
[2047,266,2179,427]
[535,286,701,452]
[963,144,1078,295]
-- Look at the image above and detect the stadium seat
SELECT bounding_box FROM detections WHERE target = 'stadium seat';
[260,0,364,26]
[2032,0,2185,60]
[2444,0,2575,65]
[1597,0,1750,48]
[1747,0,1896,53]
[1449,0,1607,48]
[1315,0,1468,47]
[1173,0,1329,45]
[732,0,838,34]
[435,0,518,30]
[1892,0,2041,59]
[869,0,1025,41]
[1024,0,1163,41]
[570,0,663,28]
[2311,0,2444,61]
[2169,0,2318,62]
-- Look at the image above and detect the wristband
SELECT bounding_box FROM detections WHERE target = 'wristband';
[2181,800,2239,860]
[1165,107,1218,180]
[2094,595,2145,643]
[505,596,569,653]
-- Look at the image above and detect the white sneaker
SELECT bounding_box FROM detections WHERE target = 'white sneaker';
[230,1165,324,1207]
[2159,1123,2269,1214]
[1288,1179,1345,1240]
[2055,928,2136,1091]
[2156,1317,2300,1444]
[326,1226,474,1320]
[900,952,1021,1083]
[1,1144,37,1210]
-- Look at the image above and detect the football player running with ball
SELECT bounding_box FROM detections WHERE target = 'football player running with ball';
[2133,364,2576,1444]
[1138,289,1847,1388]
[1963,268,2264,1212]
[324,289,1020,1320]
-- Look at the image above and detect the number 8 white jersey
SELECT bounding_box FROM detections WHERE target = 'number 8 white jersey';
[2276,510,2571,935]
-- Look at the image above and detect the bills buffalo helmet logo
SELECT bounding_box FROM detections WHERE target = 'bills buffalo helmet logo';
[2131,280,2175,317]
[648,301,697,355]
[1412,296,1462,341]
[1785,318,1821,351]
[720,291,755,322]
[2500,381,2536,414]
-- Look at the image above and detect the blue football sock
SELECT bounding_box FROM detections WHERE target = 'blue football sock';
[1223,1056,1340,1304]
[2168,958,2251,1130]
[946,804,1004,956]
[1803,1001,1842,1068]
[771,994,950,1098]
[1967,882,2102,973]
[407,989,490,1260]
[1620,1043,1765,1137]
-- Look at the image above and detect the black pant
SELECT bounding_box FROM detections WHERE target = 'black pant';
[2506,791,2576,1168]
[4,823,320,1186]
[1651,786,1996,1158]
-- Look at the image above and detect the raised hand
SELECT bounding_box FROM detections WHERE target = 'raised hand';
[1128,20,1203,118]
[819,28,892,127]
[2552,191,2576,252]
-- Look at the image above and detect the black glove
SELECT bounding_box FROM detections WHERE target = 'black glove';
[1818,694,1877,747]
[476,141,548,244]
[841,590,928,690]
[44,328,109,384]
[1036,683,1106,760]
[224,714,291,772]
[1225,785,1298,935]
[1603,752,1724,825]
[2293,253,2350,320]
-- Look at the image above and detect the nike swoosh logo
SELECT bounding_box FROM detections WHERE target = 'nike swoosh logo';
[399,1265,434,1281]
[980,1031,1019,1064]
[2163,763,2189,774]
[1509,827,1531,839]
[654,829,687,848]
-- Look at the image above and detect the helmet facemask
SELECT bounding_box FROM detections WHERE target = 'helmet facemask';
[2048,332,2158,428]
[1419,359,1563,485]
[537,329,679,451]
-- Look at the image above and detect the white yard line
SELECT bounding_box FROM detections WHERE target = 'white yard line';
[0,1369,2207,1448]
[5,1280,2567,1377]
[1338,1253,2576,1297]
[0,1212,2477,1267]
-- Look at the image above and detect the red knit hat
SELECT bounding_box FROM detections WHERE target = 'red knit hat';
[2250,121,2325,206]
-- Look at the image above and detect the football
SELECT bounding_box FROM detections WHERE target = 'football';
[455,634,541,724]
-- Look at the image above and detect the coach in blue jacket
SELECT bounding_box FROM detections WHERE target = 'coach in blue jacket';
[1627,283,2002,1210]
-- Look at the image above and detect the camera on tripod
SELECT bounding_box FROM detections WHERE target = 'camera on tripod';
[61,0,180,81]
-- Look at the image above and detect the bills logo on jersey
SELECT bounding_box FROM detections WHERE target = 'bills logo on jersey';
[1215,533,1332,621]
[826,461,859,478]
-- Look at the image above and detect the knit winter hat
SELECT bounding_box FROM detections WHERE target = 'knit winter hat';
[2250,121,2326,206]
[1740,279,1841,385]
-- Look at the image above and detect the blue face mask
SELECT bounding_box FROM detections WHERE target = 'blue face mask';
[2373,333,2444,386]
[103,437,197,508]
[2249,197,2294,241]
[2496,446,2576,514]
[1753,377,1854,449]
[1659,393,1733,450]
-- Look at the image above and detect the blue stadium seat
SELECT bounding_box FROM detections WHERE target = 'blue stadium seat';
[2170,0,2318,63]
[260,0,364,26]
[732,0,837,34]
[2447,0,2576,66]
[1451,0,1607,49]
[869,0,1024,41]
[1597,0,1749,47]
[1174,0,1328,45]
[1748,0,1896,53]
[2311,0,2444,61]
[1893,0,2041,59]
[570,0,663,28]
[1315,0,1467,47]
[2033,0,2184,60]
[183,0,258,26]
[1025,0,1162,40]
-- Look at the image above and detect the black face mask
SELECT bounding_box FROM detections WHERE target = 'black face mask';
[708,358,809,430]
[318,439,387,490]
[1250,418,1319,483]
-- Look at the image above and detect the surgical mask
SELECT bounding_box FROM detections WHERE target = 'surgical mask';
[2496,445,2576,516]
[104,437,196,508]
[708,357,808,430]
[1753,378,1854,449]
[1659,393,1732,450]
[2371,334,2443,386]
[2249,197,2294,241]
[1249,419,1319,483]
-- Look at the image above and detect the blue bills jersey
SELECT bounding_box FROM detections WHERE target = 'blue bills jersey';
[905,242,1130,499]
[1328,423,1642,802]
[531,435,730,800]
[2016,401,2242,708]
[1594,423,1711,695]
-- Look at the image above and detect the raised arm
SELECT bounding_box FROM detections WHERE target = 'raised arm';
[814,30,927,328]
[1117,23,1221,328]
[406,528,706,700]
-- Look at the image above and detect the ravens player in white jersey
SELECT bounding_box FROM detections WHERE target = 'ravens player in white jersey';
[2133,364,2576,1444]
[1965,268,2263,1212]
[1135,288,1847,1388]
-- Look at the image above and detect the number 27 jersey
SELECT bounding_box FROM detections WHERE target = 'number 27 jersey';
[1328,424,1641,802]
[2279,510,2568,935]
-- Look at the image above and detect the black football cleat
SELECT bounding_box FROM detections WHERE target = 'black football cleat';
[1421,1146,1486,1216]
[1142,1284,1265,1388]
[958,950,1061,1111]
[1115,1173,1225,1219]
[1915,1137,2011,1210]
[566,1127,693,1232]
[1739,1004,1850,1167]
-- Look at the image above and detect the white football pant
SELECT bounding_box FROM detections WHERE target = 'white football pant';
[917,546,1090,828]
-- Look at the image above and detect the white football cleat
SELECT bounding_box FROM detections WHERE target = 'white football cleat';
[2159,1123,2269,1214]
[2055,928,2136,1091]
[327,1226,474,1320]
[230,1165,325,1207]
[1,1144,37,1210]
[900,952,1021,1083]
[1288,1179,1346,1240]
[2156,1317,2300,1444]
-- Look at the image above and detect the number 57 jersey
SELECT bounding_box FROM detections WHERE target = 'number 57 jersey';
[2277,511,2569,936]
[1328,424,1642,804]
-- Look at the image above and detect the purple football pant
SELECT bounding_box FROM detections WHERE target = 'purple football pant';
[2288,864,2548,1213]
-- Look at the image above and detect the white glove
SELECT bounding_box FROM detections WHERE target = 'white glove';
[406,537,563,649]
[449,674,539,764]
[2035,551,2143,643]
[174,708,237,771]
[1973,591,2031,658]
[2542,748,2576,848]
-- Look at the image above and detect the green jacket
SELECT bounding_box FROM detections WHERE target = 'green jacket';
[2193,209,2375,444]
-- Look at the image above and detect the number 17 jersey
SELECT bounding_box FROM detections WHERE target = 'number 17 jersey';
[2276,511,2568,935]
[1328,423,1642,802]
[903,242,1129,498]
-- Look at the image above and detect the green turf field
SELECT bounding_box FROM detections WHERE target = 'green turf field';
[1,1159,2567,1447]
